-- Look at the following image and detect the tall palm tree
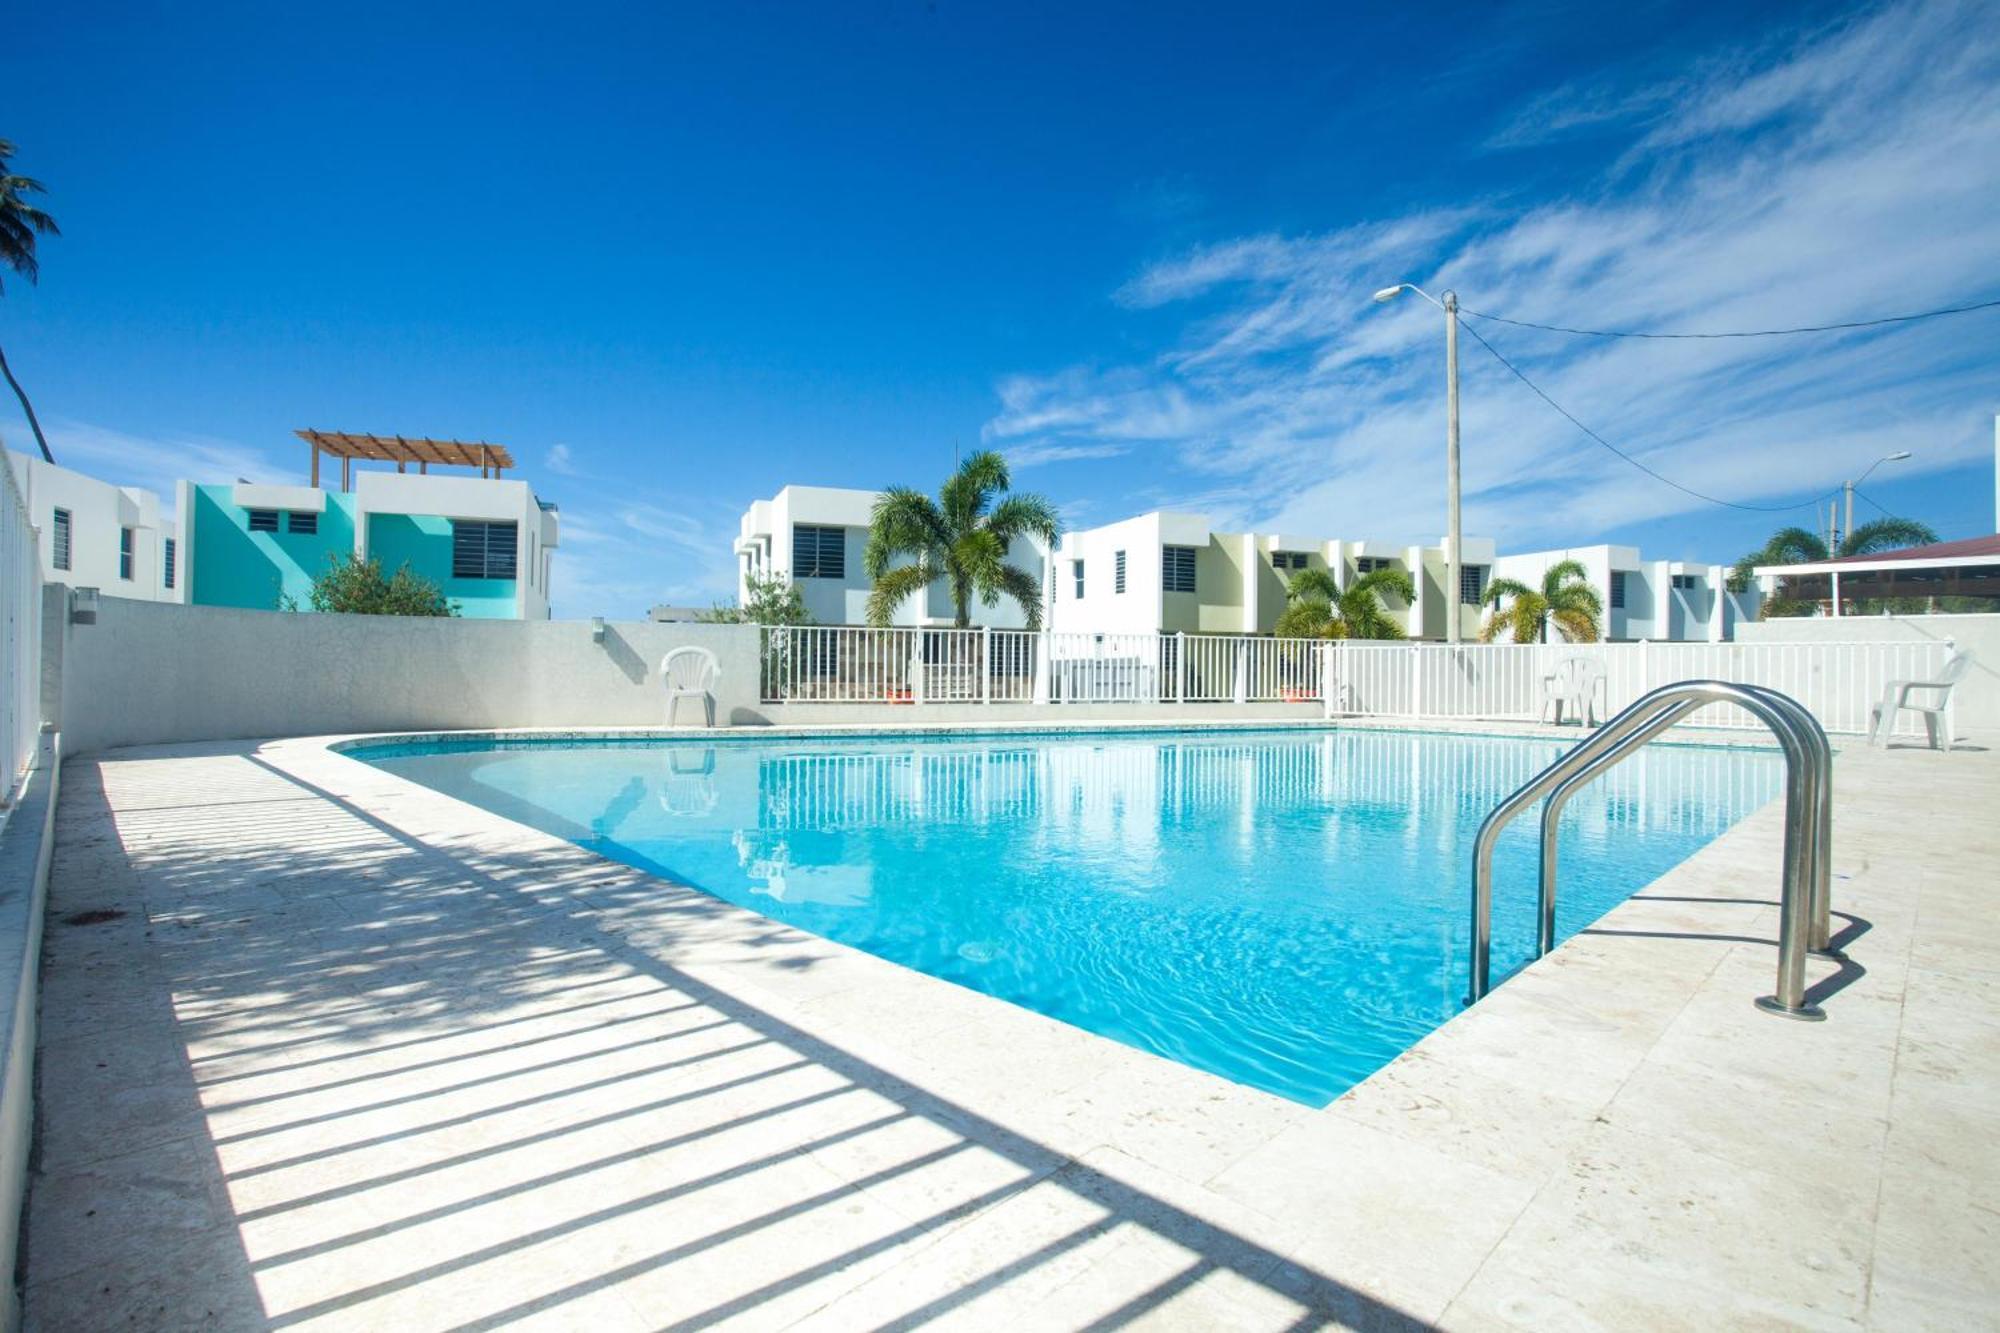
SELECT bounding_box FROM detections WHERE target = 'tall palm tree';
[1478,559,1603,643]
[1273,565,1415,640]
[1729,517,1938,591]
[0,138,59,464]
[865,451,1061,628]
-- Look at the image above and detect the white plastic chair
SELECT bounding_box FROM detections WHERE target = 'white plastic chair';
[1541,657,1605,727]
[1870,648,1974,750]
[662,646,720,728]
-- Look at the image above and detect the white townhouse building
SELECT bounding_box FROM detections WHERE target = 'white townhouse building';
[5,446,184,603]
[1488,545,1757,643]
[1051,510,1755,643]
[734,485,1052,627]
[1052,511,1500,641]
[7,432,561,620]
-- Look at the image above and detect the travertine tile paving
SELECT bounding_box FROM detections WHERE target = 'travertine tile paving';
[21,730,2000,1329]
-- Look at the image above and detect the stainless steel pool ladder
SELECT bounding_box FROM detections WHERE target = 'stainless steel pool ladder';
[1468,680,1836,1020]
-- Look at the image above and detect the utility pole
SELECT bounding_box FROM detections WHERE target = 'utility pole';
[1367,281,1464,643]
[1444,291,1462,645]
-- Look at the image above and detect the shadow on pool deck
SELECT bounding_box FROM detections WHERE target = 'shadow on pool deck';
[24,745,1427,1330]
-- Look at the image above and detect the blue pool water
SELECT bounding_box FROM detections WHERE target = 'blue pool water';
[355,728,1778,1106]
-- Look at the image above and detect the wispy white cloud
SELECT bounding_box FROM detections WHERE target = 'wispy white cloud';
[986,0,2000,557]
[548,495,738,619]
[43,419,288,520]
[544,442,584,477]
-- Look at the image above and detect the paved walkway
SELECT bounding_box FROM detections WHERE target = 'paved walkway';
[21,731,2000,1330]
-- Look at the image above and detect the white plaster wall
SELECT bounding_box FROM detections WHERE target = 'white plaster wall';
[1054,513,1166,634]
[5,449,177,603]
[47,599,1335,755]
[52,600,770,755]
[746,485,1046,628]
[1735,613,2000,734]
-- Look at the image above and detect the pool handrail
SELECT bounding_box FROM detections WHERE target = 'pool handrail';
[1533,683,1834,962]
[1468,680,1830,1021]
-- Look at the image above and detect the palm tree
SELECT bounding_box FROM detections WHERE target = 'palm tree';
[864,451,1061,628]
[1478,559,1603,643]
[0,139,59,464]
[1273,565,1415,640]
[1729,517,1937,616]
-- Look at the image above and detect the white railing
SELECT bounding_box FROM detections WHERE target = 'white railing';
[0,455,42,801]
[1327,639,1950,736]
[760,627,1330,708]
[756,625,1949,737]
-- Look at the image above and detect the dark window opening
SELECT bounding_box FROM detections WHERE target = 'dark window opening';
[791,524,846,579]
[452,520,519,580]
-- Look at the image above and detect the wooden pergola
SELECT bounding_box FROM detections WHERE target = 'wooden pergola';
[296,430,518,490]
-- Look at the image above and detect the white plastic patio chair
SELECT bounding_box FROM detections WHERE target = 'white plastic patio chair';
[662,646,720,728]
[1541,657,1606,727]
[1870,648,1974,751]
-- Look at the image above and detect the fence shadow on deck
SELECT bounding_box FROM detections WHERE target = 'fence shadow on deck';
[25,744,1428,1331]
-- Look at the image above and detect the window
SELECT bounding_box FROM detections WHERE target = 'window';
[287,510,318,535]
[452,520,519,580]
[1355,555,1392,574]
[118,527,135,580]
[51,508,71,571]
[1610,571,1628,609]
[1162,545,1198,593]
[163,537,176,590]
[791,524,845,579]
[1272,551,1309,572]
[1114,550,1126,594]
[1671,573,1700,591]
[1460,565,1487,605]
[1072,559,1085,599]
[247,508,280,532]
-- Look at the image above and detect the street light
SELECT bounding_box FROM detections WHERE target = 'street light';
[1372,282,1463,643]
[1839,450,1913,549]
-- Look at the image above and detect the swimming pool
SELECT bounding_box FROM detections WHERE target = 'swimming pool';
[353,727,1779,1106]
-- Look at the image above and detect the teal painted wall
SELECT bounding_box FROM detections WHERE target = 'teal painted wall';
[366,513,519,618]
[189,487,520,617]
[190,485,357,610]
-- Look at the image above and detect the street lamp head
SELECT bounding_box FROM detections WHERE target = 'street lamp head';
[1885,450,1912,461]
[1371,285,1407,304]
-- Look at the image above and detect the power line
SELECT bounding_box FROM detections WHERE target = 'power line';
[1450,315,1841,514]
[1458,295,2000,340]
[1852,487,1908,523]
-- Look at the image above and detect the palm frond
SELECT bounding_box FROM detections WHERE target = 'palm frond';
[1549,607,1600,643]
[863,561,935,627]
[983,493,1061,547]
[1481,576,1536,607]
[1839,517,1937,558]
[864,488,950,579]
[1539,559,1591,597]
[989,563,1047,630]
[1284,567,1341,603]
[939,451,1011,527]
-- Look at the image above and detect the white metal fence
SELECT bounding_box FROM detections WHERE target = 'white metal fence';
[758,625,1951,737]
[1,455,42,799]
[759,628,1326,708]
[1327,639,1950,736]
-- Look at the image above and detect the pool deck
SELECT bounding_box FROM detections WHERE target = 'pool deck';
[22,727,2000,1329]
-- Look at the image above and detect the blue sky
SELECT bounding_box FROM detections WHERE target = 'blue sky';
[8,0,1999,617]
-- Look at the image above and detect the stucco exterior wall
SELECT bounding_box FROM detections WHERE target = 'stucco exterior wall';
[5,448,178,602]
[45,599,1337,756]
[51,600,769,755]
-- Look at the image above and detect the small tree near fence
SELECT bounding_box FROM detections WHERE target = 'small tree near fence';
[283,554,458,616]
[698,572,813,697]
